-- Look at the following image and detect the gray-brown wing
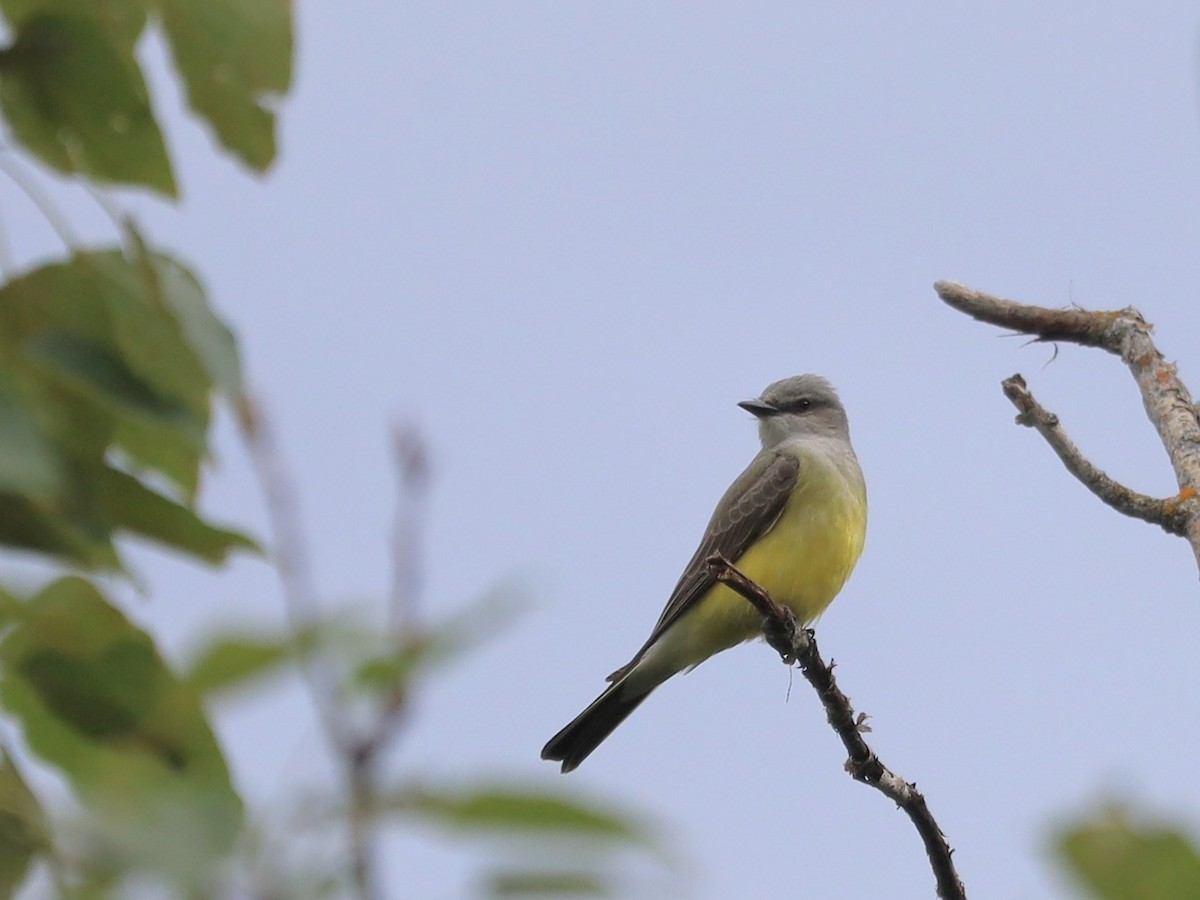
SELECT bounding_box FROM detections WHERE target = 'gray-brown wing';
[608,449,800,681]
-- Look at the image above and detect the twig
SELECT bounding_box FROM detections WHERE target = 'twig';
[236,394,377,900]
[935,280,1200,573]
[240,400,436,899]
[236,394,347,745]
[82,183,127,239]
[934,280,1134,351]
[345,761,377,900]
[388,423,429,635]
[0,152,78,249]
[342,425,432,894]
[0,201,12,279]
[361,425,429,747]
[708,553,967,900]
[369,429,431,710]
[1001,375,1191,535]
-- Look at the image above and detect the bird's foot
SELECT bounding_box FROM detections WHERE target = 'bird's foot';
[763,608,800,664]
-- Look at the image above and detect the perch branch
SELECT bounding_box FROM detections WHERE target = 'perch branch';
[1001,375,1191,536]
[935,280,1200,572]
[708,554,966,900]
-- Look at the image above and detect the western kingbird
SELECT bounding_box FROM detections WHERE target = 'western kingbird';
[542,374,867,773]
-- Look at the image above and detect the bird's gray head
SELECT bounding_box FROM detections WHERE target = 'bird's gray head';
[738,374,852,448]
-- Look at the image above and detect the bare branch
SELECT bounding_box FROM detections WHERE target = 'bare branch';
[934,280,1135,351]
[337,425,434,899]
[1001,375,1191,536]
[935,281,1200,574]
[240,402,439,899]
[237,395,379,900]
[237,395,349,748]
[0,151,78,249]
[707,554,967,900]
[388,423,429,635]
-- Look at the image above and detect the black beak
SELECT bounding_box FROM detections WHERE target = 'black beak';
[737,398,777,419]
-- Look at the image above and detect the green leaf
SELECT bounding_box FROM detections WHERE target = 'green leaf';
[484,869,609,897]
[392,786,649,844]
[24,331,189,422]
[1055,803,1200,899]
[126,232,243,399]
[0,370,63,504]
[0,578,243,882]
[352,588,525,695]
[0,492,122,568]
[151,254,243,398]
[0,251,237,505]
[0,0,147,47]
[352,633,438,695]
[24,329,208,496]
[0,255,117,350]
[0,748,49,897]
[0,253,211,496]
[0,251,214,418]
[96,465,258,563]
[87,248,215,496]
[0,250,249,567]
[156,0,292,170]
[184,633,297,695]
[0,588,21,626]
[0,14,175,195]
[86,251,210,418]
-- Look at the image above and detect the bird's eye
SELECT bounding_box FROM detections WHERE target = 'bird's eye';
[795,397,812,412]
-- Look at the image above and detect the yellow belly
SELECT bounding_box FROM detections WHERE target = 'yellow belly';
[660,450,867,672]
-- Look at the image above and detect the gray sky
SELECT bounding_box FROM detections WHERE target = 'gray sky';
[8,2,1200,897]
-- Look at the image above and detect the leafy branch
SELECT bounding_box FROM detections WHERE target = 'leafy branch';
[0,3,674,895]
[238,399,435,899]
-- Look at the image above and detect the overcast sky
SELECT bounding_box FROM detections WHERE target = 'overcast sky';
[7,3,1200,898]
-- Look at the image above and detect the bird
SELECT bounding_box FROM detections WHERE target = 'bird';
[541,374,868,773]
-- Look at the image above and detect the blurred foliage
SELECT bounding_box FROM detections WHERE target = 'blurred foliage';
[0,0,292,191]
[389,785,651,843]
[0,749,48,896]
[184,631,300,697]
[388,784,665,899]
[0,578,242,887]
[1054,802,1200,900]
[0,241,254,569]
[156,0,292,171]
[0,2,662,896]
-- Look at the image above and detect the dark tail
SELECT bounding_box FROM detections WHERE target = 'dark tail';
[541,678,654,773]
